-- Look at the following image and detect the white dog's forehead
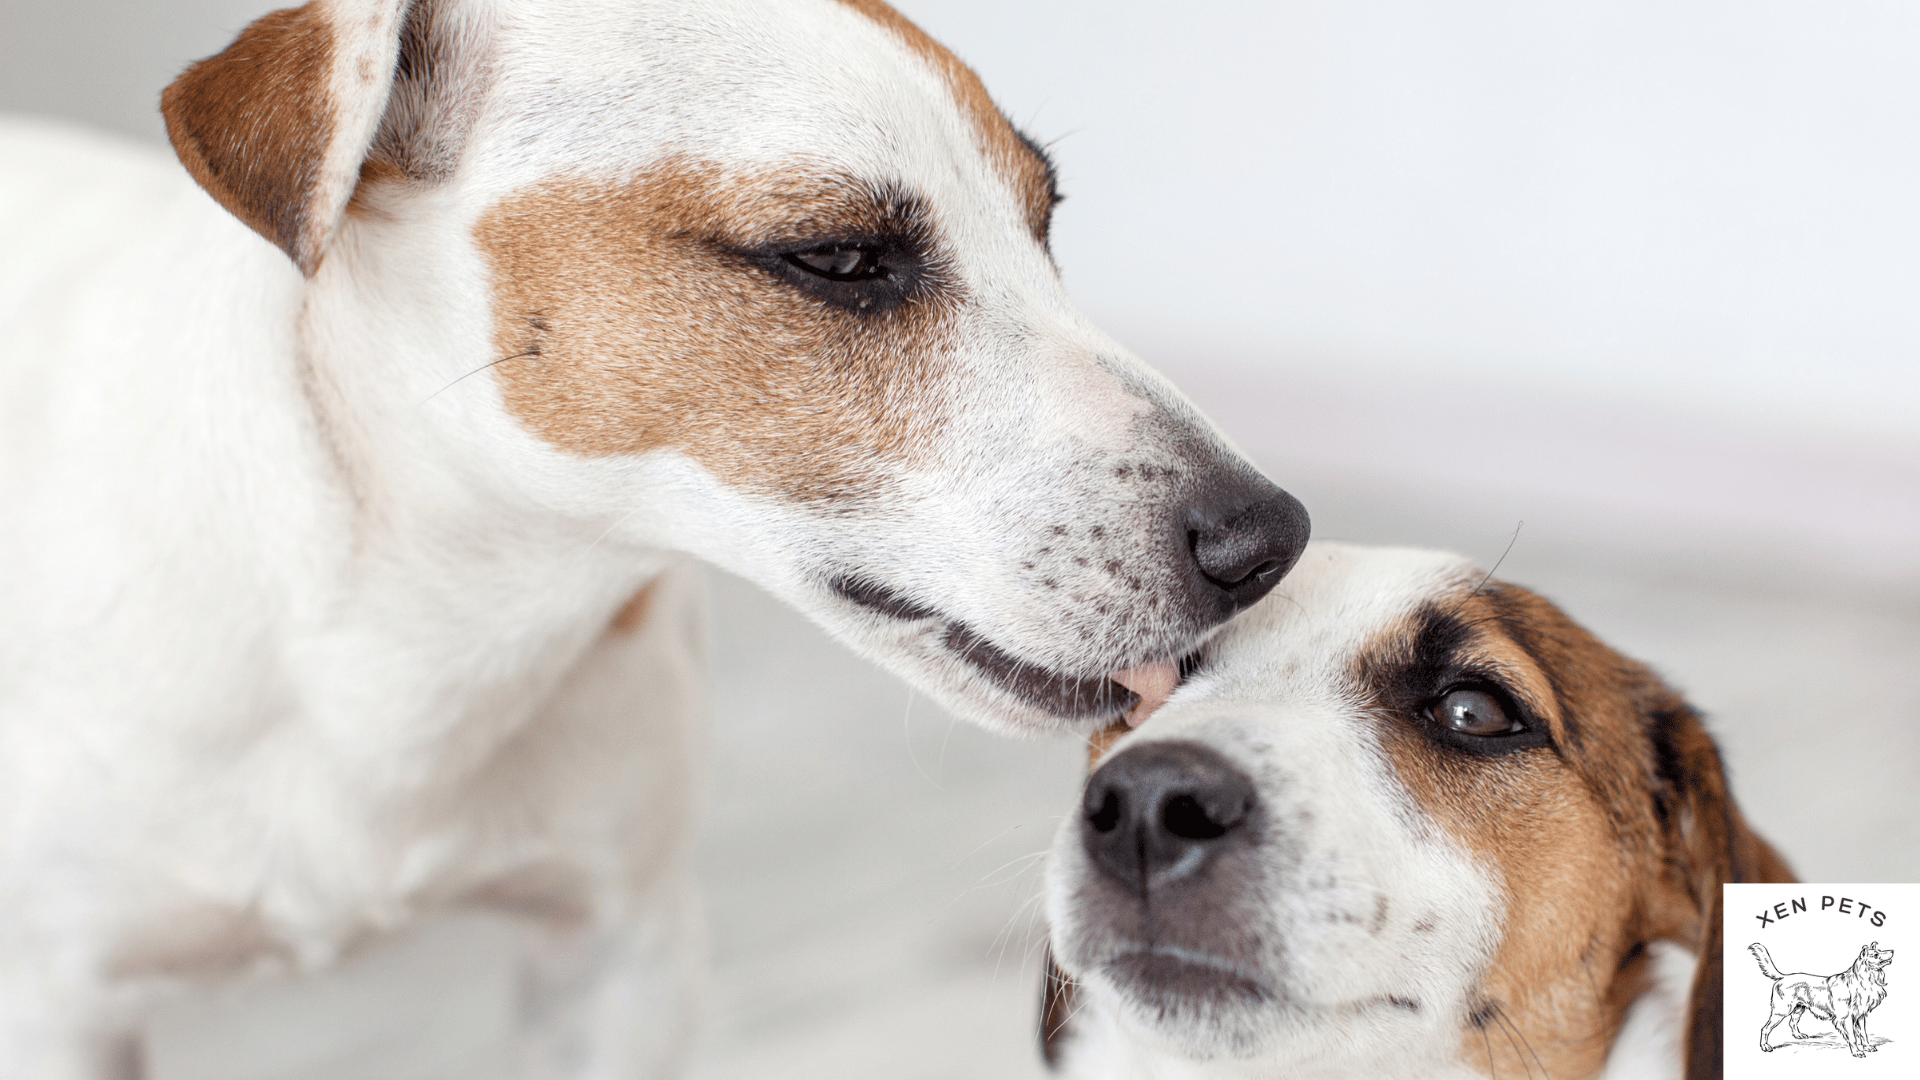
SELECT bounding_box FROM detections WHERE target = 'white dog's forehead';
[477,0,1043,234]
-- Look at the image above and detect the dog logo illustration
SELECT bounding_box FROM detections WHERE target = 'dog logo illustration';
[1749,941,1896,1058]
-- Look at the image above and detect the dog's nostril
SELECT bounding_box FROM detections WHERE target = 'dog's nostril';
[1089,790,1122,833]
[1242,558,1284,586]
[1161,794,1229,840]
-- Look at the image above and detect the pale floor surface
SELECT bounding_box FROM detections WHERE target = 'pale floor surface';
[144,479,1920,1080]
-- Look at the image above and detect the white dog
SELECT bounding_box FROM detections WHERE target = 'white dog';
[0,1,1309,1075]
[1044,543,1791,1080]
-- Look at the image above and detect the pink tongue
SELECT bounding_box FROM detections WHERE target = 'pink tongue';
[1110,660,1179,728]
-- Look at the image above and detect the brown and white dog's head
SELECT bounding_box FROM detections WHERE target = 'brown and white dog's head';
[1043,542,1793,1079]
[158,0,1307,733]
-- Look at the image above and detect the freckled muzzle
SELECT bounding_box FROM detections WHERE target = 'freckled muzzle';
[832,465,1308,721]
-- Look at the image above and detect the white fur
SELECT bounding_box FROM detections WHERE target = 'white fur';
[1598,942,1693,1080]
[0,1,1278,1075]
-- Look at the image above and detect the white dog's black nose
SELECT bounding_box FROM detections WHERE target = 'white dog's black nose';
[1081,741,1258,895]
[1182,473,1309,615]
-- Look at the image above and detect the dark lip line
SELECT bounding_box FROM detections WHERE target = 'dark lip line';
[830,574,1137,720]
[1095,942,1422,1015]
[1105,943,1276,1001]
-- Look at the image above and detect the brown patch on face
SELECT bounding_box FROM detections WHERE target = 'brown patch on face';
[830,0,1060,240]
[1357,581,1791,1080]
[474,162,960,497]
[161,2,337,275]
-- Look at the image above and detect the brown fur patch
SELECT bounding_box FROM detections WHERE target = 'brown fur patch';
[1358,583,1791,1080]
[830,0,1058,239]
[473,162,958,494]
[161,2,337,275]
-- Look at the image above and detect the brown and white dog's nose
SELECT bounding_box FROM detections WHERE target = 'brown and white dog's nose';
[1182,473,1309,614]
[1082,741,1258,895]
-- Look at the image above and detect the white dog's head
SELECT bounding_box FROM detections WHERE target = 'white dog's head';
[1044,543,1790,1079]
[159,0,1308,734]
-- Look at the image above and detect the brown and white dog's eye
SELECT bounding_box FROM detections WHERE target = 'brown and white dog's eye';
[744,236,932,314]
[1432,687,1520,736]
[786,245,887,281]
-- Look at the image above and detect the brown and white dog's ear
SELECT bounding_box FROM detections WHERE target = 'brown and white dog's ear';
[1645,700,1795,1080]
[161,0,485,276]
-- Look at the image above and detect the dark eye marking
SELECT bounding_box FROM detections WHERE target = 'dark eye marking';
[1419,680,1547,756]
[739,234,934,315]
[1356,601,1555,759]
[785,244,891,282]
[726,179,951,314]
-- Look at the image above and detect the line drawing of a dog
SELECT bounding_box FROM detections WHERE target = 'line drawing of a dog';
[1749,941,1894,1057]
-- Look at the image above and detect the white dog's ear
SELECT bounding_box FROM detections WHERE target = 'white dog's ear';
[161,0,485,276]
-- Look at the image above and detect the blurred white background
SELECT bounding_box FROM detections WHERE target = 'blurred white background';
[3,1,1916,1078]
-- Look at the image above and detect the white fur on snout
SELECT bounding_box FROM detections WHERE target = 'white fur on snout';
[1048,706,1501,1074]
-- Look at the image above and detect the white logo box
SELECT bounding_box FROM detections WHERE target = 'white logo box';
[1725,883,1912,1079]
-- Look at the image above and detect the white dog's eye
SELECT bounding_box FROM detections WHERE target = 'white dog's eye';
[1432,688,1519,736]
[787,245,887,281]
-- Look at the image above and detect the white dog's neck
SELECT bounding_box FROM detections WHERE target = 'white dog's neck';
[282,237,674,784]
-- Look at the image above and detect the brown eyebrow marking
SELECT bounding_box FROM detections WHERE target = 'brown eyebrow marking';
[830,0,1061,241]
[1355,594,1563,749]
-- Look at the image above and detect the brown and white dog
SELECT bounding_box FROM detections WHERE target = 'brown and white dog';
[0,0,1307,1075]
[1043,543,1793,1080]
[1750,941,1894,1057]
